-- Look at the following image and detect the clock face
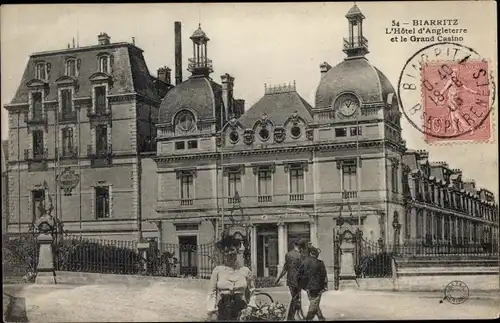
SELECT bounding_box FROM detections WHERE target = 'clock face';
[338,96,359,116]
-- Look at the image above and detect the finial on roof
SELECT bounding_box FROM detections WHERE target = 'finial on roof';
[265,81,297,95]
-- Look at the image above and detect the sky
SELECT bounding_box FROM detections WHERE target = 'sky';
[1,2,498,197]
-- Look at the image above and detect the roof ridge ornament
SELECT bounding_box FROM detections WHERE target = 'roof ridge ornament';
[264,80,297,95]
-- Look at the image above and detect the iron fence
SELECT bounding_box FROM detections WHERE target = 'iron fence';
[2,233,39,283]
[155,242,220,279]
[355,237,393,278]
[55,235,140,275]
[53,236,221,279]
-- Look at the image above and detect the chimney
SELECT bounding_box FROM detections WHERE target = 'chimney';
[98,32,111,46]
[157,66,171,85]
[221,73,235,119]
[175,22,183,85]
[320,62,332,78]
[234,99,245,119]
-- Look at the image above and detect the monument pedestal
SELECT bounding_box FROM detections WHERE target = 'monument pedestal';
[338,238,359,290]
[35,233,56,284]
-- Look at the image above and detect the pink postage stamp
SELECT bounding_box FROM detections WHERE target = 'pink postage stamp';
[420,60,492,143]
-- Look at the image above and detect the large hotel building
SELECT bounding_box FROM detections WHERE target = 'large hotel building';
[4,5,498,277]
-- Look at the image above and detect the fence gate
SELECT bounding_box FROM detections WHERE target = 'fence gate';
[355,237,393,278]
[2,233,39,284]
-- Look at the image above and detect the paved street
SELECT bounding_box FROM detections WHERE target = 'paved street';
[4,283,498,322]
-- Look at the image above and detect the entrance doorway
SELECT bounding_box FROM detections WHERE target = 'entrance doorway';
[257,225,278,277]
[178,235,197,277]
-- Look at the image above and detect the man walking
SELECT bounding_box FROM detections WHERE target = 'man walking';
[275,239,307,321]
[297,246,328,321]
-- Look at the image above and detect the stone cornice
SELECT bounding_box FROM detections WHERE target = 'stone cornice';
[154,139,405,163]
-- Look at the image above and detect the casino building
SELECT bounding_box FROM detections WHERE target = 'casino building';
[4,4,498,278]
[142,4,499,277]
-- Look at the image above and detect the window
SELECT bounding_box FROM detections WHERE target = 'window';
[414,178,422,201]
[228,172,241,200]
[188,140,198,149]
[66,59,77,77]
[94,86,107,114]
[404,210,411,238]
[95,186,110,219]
[62,128,74,156]
[289,165,304,195]
[290,126,301,138]
[435,214,441,241]
[335,128,347,137]
[61,89,73,116]
[32,130,44,158]
[416,210,423,239]
[32,92,43,120]
[444,215,450,240]
[99,56,109,73]
[342,164,357,193]
[96,125,108,155]
[391,164,399,193]
[258,167,272,197]
[35,62,46,80]
[259,128,270,141]
[180,173,194,200]
[31,189,45,222]
[229,131,239,144]
[350,126,362,136]
[175,141,185,150]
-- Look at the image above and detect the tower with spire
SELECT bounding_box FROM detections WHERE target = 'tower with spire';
[343,4,369,59]
[188,24,213,77]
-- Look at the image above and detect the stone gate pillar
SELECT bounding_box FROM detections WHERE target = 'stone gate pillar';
[336,219,358,289]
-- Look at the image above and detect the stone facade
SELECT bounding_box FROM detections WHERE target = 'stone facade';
[145,5,499,279]
[5,33,171,239]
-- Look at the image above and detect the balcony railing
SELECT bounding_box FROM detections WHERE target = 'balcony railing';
[258,195,272,203]
[343,36,369,50]
[24,112,48,125]
[187,58,213,73]
[228,196,241,204]
[58,146,78,159]
[87,144,112,158]
[24,148,48,161]
[289,193,304,201]
[342,191,358,199]
[180,199,194,206]
[58,110,77,122]
[87,106,111,118]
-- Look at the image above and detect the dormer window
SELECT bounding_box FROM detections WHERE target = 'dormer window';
[99,55,109,74]
[66,59,77,77]
[35,62,47,80]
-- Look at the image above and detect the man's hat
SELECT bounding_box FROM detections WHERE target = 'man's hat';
[310,247,320,257]
[294,238,308,249]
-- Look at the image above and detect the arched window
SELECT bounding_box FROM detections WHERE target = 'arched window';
[66,59,77,77]
[99,56,109,73]
[175,110,195,132]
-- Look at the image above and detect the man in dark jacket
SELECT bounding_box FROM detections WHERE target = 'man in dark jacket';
[297,246,328,321]
[275,238,307,321]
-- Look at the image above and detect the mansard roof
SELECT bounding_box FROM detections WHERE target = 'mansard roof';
[239,85,313,127]
[10,43,163,104]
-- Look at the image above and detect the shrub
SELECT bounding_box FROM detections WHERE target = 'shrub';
[56,238,141,274]
[2,234,38,282]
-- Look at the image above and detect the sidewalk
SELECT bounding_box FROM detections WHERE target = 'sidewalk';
[3,283,499,322]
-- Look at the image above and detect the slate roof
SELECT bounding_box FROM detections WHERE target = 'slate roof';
[10,43,162,104]
[315,58,395,109]
[346,4,364,18]
[238,90,313,127]
[1,140,7,174]
[158,76,224,124]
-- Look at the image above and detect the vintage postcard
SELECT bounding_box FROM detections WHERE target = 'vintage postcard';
[1,2,498,322]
